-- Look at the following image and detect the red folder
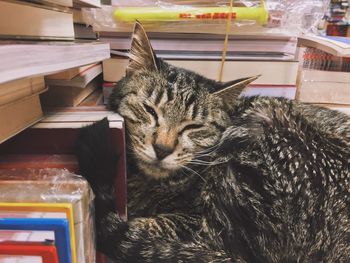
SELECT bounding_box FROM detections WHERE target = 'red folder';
[0,241,59,263]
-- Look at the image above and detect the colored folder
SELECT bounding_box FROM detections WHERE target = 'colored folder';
[0,170,95,263]
[0,241,59,263]
[0,202,76,263]
[0,218,71,263]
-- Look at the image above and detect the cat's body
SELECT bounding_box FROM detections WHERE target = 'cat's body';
[77,23,350,262]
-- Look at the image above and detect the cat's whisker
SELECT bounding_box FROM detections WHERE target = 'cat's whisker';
[188,161,211,166]
[179,164,206,182]
[198,144,220,155]
[174,155,192,163]
[174,152,227,167]
[188,155,228,166]
[193,147,221,160]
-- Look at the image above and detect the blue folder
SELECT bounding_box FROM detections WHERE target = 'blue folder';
[0,218,71,263]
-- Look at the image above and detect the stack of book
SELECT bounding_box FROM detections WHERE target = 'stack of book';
[297,35,350,114]
[0,77,46,144]
[102,32,299,104]
[0,0,110,143]
[43,63,103,107]
[0,0,101,41]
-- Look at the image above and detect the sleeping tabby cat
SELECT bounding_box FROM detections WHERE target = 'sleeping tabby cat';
[77,22,350,262]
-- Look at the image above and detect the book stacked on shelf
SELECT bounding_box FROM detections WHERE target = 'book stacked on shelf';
[0,0,110,143]
[297,35,350,115]
[0,1,74,41]
[0,41,110,142]
[102,32,298,61]
[0,77,46,144]
[43,63,103,107]
[102,49,299,104]
[0,0,100,41]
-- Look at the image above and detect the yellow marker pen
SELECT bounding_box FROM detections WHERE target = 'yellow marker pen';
[114,6,269,25]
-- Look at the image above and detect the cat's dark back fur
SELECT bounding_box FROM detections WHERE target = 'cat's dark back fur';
[77,22,350,262]
[207,96,350,262]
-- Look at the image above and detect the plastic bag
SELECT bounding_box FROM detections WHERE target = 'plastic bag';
[82,0,330,35]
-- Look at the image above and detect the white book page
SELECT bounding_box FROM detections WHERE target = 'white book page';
[0,256,42,263]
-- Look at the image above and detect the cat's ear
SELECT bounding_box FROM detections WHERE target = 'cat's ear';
[211,75,260,103]
[126,21,159,76]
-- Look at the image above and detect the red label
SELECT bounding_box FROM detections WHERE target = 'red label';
[179,12,237,19]
[179,13,192,19]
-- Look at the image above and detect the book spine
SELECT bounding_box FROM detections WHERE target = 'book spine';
[302,47,350,72]
[0,78,46,106]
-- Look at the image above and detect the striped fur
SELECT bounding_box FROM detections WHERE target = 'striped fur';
[78,22,350,262]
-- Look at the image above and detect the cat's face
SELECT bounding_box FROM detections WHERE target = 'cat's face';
[112,68,229,179]
[109,22,258,179]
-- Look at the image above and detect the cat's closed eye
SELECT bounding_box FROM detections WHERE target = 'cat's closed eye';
[143,103,158,120]
[179,124,204,134]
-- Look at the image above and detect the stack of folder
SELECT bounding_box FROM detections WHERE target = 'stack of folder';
[0,168,95,263]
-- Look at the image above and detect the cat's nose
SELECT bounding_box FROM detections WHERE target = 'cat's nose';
[153,144,173,160]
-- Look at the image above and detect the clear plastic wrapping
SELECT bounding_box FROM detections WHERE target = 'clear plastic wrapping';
[296,50,349,105]
[0,168,96,263]
[82,0,330,35]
